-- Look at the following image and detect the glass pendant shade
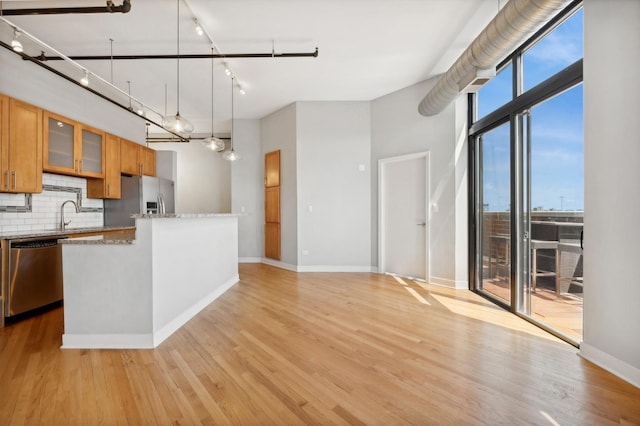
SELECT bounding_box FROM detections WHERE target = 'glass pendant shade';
[222,148,240,162]
[162,112,194,136]
[202,135,225,152]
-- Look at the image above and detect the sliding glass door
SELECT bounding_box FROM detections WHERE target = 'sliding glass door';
[519,84,584,343]
[477,122,512,305]
[471,4,584,345]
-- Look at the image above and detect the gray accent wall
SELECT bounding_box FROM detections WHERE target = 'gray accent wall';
[232,119,263,260]
[261,104,298,267]
[296,101,371,270]
[371,79,468,287]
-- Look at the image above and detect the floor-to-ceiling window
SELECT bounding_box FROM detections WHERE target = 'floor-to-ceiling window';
[470,2,584,345]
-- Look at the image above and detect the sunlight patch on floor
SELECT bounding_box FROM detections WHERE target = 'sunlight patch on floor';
[540,410,562,426]
[404,287,431,305]
[427,292,558,342]
[392,275,408,286]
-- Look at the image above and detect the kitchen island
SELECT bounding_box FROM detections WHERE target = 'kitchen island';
[60,214,240,349]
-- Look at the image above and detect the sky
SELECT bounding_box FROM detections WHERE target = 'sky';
[477,9,584,212]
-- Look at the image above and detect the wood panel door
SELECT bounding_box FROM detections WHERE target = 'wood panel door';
[265,150,281,260]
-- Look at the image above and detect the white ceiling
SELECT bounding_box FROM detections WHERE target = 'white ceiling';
[2,0,500,136]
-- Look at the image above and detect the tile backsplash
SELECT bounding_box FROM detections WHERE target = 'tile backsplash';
[0,173,103,234]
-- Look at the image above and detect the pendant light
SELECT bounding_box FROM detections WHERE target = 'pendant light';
[202,47,225,152]
[162,0,193,137]
[222,76,240,161]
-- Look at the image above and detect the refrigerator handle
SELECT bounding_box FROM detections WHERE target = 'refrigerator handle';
[158,193,165,215]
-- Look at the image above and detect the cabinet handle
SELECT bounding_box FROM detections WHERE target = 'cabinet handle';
[75,159,78,173]
[107,183,111,196]
[79,159,83,172]
[11,171,16,190]
[139,163,143,175]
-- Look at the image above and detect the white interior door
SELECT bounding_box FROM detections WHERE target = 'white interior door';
[379,153,429,280]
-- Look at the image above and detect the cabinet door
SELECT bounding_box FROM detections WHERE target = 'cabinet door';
[0,95,8,191]
[43,112,76,175]
[105,135,121,198]
[87,134,120,199]
[8,99,42,193]
[79,125,104,178]
[140,146,156,176]
[120,139,140,175]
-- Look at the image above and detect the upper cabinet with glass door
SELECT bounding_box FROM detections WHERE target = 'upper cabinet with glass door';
[43,111,105,178]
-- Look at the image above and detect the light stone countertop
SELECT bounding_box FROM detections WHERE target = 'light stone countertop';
[131,213,243,219]
[0,226,135,242]
[59,232,136,245]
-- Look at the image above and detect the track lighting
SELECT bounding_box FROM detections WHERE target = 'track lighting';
[11,29,24,53]
[80,70,89,86]
[225,67,231,76]
[239,87,246,95]
[194,19,204,36]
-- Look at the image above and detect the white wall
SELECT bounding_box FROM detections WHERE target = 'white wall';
[231,119,263,260]
[0,44,148,231]
[261,104,298,267]
[151,141,230,214]
[371,79,468,287]
[296,102,371,271]
[581,0,640,387]
[0,48,145,143]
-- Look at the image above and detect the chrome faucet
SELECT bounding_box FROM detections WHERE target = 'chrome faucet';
[60,199,80,231]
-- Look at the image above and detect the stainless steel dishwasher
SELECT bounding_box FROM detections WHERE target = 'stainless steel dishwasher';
[6,238,64,317]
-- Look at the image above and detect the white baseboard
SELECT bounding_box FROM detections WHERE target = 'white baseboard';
[62,333,154,349]
[430,276,469,289]
[580,343,640,388]
[153,274,239,347]
[296,265,375,273]
[61,275,240,350]
[260,258,375,273]
[239,257,262,263]
[261,258,299,272]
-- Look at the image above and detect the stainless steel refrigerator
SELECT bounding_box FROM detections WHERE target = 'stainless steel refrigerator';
[104,175,175,227]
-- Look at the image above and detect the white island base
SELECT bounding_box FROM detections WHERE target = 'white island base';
[61,214,239,349]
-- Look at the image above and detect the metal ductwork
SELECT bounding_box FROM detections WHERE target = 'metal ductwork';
[0,0,131,16]
[418,0,570,117]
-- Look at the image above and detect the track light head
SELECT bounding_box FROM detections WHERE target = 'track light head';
[11,29,24,53]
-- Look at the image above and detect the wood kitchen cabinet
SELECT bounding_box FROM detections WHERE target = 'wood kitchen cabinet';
[87,133,121,199]
[140,146,156,177]
[120,139,156,177]
[43,111,105,178]
[0,95,43,193]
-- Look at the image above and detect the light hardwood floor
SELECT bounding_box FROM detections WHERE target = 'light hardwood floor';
[482,279,583,342]
[1,263,639,425]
